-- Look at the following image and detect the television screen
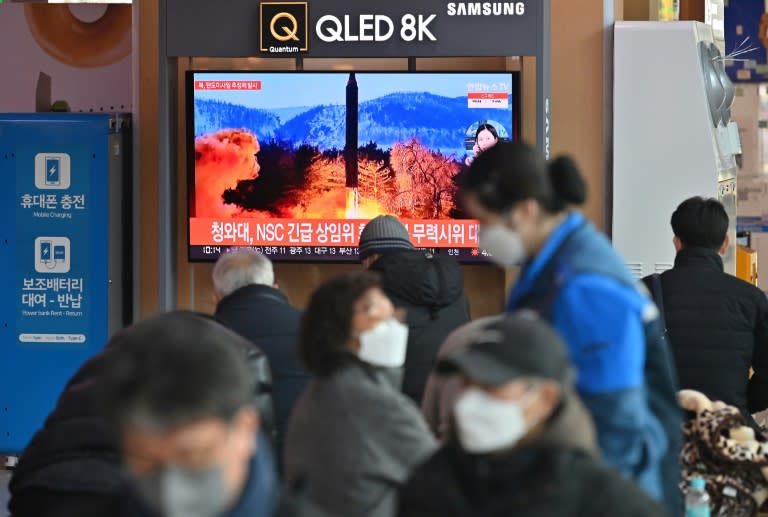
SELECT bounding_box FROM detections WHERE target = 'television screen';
[187,71,520,262]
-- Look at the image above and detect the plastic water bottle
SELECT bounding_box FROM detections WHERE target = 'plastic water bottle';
[686,478,711,517]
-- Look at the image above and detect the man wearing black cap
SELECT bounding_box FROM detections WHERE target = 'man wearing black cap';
[398,312,669,517]
[358,215,470,405]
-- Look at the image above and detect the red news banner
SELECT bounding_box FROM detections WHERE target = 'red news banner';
[189,218,481,248]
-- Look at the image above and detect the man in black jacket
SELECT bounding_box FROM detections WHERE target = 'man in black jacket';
[102,312,280,517]
[649,197,768,431]
[358,215,471,405]
[7,312,279,517]
[398,313,668,517]
[213,250,308,465]
[8,347,124,517]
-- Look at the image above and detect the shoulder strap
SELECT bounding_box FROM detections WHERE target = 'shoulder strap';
[641,273,667,331]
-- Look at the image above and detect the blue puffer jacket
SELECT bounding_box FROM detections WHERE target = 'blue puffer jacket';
[506,212,668,501]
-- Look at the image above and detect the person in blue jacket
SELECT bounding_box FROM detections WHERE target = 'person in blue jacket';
[456,141,668,502]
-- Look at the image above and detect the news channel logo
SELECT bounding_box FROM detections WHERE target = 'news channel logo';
[260,2,309,53]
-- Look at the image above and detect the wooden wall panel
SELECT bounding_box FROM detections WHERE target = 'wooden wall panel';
[176,57,191,310]
[415,57,516,70]
[136,0,160,319]
[521,56,537,146]
[680,0,705,22]
[551,0,607,229]
[303,58,407,70]
[623,0,651,20]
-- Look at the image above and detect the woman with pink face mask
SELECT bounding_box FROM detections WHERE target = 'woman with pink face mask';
[464,123,499,166]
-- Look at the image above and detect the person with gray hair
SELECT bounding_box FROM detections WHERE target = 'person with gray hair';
[213,249,276,301]
[213,250,308,473]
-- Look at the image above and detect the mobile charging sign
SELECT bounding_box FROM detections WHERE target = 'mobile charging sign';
[17,147,91,343]
[0,115,112,453]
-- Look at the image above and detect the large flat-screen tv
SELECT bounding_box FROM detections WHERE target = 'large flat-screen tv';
[187,70,520,262]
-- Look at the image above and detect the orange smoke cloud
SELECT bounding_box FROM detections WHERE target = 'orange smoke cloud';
[194,129,260,218]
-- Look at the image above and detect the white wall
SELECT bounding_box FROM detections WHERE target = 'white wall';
[0,3,131,113]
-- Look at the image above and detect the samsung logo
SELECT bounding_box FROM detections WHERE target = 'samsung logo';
[446,2,526,16]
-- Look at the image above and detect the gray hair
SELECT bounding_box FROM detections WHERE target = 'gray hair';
[212,250,275,298]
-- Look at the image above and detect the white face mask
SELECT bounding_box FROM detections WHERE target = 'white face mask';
[134,463,230,517]
[357,317,409,368]
[454,387,535,453]
[478,224,526,269]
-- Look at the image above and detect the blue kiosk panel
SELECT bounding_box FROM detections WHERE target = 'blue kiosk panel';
[0,114,113,453]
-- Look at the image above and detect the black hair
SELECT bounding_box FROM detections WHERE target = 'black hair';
[671,196,728,250]
[475,123,499,142]
[457,140,587,214]
[100,311,254,433]
[298,272,381,377]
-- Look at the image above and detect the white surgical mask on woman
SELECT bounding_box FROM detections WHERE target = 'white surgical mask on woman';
[357,317,409,368]
[478,224,527,269]
[453,387,536,453]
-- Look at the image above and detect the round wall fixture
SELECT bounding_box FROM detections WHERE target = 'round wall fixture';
[24,4,131,68]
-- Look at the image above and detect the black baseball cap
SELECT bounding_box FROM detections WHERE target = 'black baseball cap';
[436,311,571,386]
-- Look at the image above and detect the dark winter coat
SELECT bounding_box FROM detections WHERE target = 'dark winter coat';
[9,314,277,517]
[215,284,308,465]
[399,391,669,517]
[657,247,768,430]
[8,347,123,517]
[369,250,470,405]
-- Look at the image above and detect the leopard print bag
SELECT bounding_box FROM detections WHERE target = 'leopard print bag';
[681,405,768,516]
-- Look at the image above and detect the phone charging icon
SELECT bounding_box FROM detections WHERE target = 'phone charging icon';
[34,153,71,190]
[45,157,61,186]
[40,240,52,263]
[35,237,70,273]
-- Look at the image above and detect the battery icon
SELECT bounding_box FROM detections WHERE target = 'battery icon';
[54,245,66,262]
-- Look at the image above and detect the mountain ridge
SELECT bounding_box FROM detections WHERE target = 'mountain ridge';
[194,92,513,156]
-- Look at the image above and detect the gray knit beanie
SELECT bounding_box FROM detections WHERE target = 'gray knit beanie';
[358,215,414,260]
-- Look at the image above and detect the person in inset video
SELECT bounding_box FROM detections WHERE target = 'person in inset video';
[464,123,499,167]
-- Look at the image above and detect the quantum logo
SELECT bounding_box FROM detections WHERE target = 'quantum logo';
[260,2,309,53]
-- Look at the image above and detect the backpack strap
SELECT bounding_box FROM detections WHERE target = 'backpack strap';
[642,273,668,332]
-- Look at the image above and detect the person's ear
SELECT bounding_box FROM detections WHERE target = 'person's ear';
[527,382,560,426]
[233,408,259,457]
[212,293,220,306]
[719,233,730,256]
[514,199,539,224]
[348,334,362,352]
[673,236,683,253]
[361,254,381,270]
[237,407,259,433]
